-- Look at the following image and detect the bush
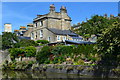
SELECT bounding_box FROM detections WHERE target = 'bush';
[19,39,39,47]
[51,45,74,55]
[9,46,37,60]
[36,40,49,44]
[36,46,52,63]
[24,46,36,57]
[9,48,24,61]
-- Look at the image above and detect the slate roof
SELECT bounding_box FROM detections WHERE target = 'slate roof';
[18,36,31,40]
[47,28,78,36]
[65,40,96,44]
[70,36,83,40]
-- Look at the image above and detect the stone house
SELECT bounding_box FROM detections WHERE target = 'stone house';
[14,26,27,36]
[14,24,33,38]
[31,4,82,43]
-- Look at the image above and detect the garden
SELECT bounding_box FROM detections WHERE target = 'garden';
[1,15,120,77]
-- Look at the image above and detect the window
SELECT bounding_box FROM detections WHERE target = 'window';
[57,35,60,40]
[31,32,34,40]
[36,32,37,39]
[35,23,37,27]
[34,23,37,27]
[40,30,43,38]
[40,21,43,26]
[48,37,50,41]
[63,36,66,41]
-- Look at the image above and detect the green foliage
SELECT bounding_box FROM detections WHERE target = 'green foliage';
[97,21,120,66]
[73,15,120,38]
[19,39,39,47]
[9,48,24,60]
[24,46,36,57]
[1,32,38,49]
[36,46,52,63]
[2,32,19,50]
[9,46,37,60]
[36,40,49,44]
[2,61,35,70]
[51,45,74,55]
[51,45,63,55]
[74,59,84,65]
[36,44,97,64]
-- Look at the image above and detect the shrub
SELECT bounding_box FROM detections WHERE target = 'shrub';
[36,46,52,63]
[51,45,74,55]
[9,46,37,60]
[9,48,24,61]
[19,39,39,47]
[24,46,36,57]
[51,45,63,55]
[36,40,49,44]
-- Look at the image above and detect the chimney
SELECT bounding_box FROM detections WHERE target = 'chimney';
[50,4,55,12]
[60,6,67,13]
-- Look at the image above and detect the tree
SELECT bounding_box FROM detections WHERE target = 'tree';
[97,21,120,66]
[75,15,119,38]
[2,32,19,50]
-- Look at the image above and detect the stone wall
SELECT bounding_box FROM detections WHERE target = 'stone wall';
[23,27,33,37]
[31,64,120,78]
[15,57,36,62]
[33,28,56,42]
[0,50,11,67]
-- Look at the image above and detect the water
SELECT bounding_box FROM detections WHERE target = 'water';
[0,70,120,80]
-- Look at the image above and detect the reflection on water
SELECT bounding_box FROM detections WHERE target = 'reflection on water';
[2,70,85,78]
[1,70,120,80]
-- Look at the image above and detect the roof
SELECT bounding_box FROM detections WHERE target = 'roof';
[47,28,78,36]
[18,36,31,40]
[65,40,96,44]
[20,26,26,29]
[70,36,83,39]
[14,30,19,32]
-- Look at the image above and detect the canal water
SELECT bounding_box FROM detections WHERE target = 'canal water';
[0,70,119,80]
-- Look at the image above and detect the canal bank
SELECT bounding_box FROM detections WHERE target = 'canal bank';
[2,62,120,78]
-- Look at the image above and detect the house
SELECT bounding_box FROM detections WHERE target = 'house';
[31,4,82,43]
[14,24,33,39]
[14,26,27,36]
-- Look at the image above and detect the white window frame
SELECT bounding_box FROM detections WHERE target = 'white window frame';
[40,30,43,38]
[40,21,43,27]
[34,23,36,27]
[31,32,34,40]
[57,35,60,40]
[35,23,37,27]
[48,37,50,41]
[63,36,66,41]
